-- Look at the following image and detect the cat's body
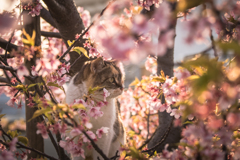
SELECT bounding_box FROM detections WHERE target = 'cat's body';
[66,57,125,160]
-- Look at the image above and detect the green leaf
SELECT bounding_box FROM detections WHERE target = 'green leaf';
[217,41,240,53]
[28,108,52,122]
[177,0,204,12]
[14,84,25,89]
[88,86,103,94]
[22,29,35,46]
[7,130,18,138]
[151,77,165,83]
[28,84,37,89]
[183,121,194,125]
[72,104,86,109]
[129,77,140,86]
[0,114,6,119]
[47,82,65,92]
[67,40,75,46]
[73,47,89,58]
[18,136,29,146]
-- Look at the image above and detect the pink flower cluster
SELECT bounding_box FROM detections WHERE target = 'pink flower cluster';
[88,1,174,62]
[22,0,43,17]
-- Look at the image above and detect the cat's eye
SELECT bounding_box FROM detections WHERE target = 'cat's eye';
[109,77,115,83]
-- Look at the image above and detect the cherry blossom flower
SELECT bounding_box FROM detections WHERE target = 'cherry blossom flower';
[96,127,109,138]
[36,122,48,139]
[152,2,171,31]
[17,65,29,77]
[170,109,181,119]
[82,131,97,143]
[71,146,85,159]
[6,97,18,108]
[9,137,18,152]
[89,107,103,119]
[59,138,75,154]
[70,128,82,137]
[145,56,157,74]
[103,88,110,101]
[0,150,15,160]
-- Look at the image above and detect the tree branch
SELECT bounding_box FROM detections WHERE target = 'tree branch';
[0,126,58,160]
[0,76,10,84]
[58,0,114,61]
[0,65,16,72]
[41,31,62,38]
[40,7,58,28]
[0,37,18,52]
[64,112,110,160]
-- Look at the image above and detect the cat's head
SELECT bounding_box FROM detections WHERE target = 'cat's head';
[73,57,124,100]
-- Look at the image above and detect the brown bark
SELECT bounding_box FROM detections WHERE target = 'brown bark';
[23,4,44,159]
[42,0,86,75]
[148,19,182,153]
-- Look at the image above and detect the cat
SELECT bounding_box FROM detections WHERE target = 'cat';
[65,57,126,160]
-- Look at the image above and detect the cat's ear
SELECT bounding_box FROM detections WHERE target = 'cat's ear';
[90,57,104,73]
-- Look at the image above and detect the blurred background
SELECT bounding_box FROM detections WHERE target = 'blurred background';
[0,0,215,158]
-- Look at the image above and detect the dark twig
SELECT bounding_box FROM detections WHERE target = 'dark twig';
[64,112,110,160]
[40,76,58,104]
[0,65,16,72]
[0,37,18,53]
[41,31,62,38]
[40,7,58,28]
[3,70,11,84]
[210,29,218,58]
[110,150,120,160]
[47,129,64,160]
[56,132,70,160]
[0,125,59,160]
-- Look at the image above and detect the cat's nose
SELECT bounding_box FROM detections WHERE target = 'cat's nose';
[120,86,124,91]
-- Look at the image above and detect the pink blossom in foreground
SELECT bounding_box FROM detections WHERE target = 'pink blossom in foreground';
[145,56,157,74]
[59,138,75,154]
[170,109,181,119]
[82,131,97,143]
[103,88,110,101]
[8,138,18,152]
[70,128,82,137]
[6,97,18,108]
[0,150,15,160]
[36,122,48,139]
[17,65,29,77]
[152,2,171,31]
[89,107,103,119]
[23,0,43,17]
[96,127,109,138]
